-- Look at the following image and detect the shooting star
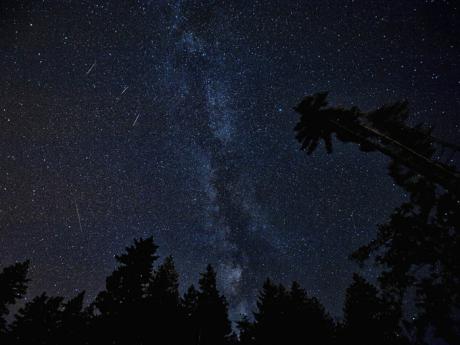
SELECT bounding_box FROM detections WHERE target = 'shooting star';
[86,61,96,75]
[74,200,83,232]
[132,113,140,127]
[120,86,129,96]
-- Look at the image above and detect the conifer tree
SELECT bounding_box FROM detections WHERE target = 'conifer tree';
[287,281,335,344]
[58,292,89,345]
[93,237,159,345]
[342,274,407,345]
[9,293,63,345]
[149,255,179,306]
[294,93,460,343]
[95,237,158,311]
[0,262,30,328]
[147,255,181,344]
[182,284,200,344]
[0,261,29,338]
[195,265,232,345]
[247,279,334,345]
[252,279,287,345]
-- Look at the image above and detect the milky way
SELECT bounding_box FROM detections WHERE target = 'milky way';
[1,1,459,319]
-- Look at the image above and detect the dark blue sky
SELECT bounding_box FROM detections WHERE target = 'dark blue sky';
[1,0,459,319]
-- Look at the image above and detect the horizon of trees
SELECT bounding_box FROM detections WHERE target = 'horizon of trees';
[1,236,409,345]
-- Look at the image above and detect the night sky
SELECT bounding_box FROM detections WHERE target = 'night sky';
[1,1,459,319]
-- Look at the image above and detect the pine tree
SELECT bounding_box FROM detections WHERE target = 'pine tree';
[183,284,199,319]
[247,279,334,345]
[287,281,335,344]
[93,237,159,345]
[58,292,89,345]
[195,265,232,345]
[147,255,181,344]
[95,237,158,311]
[149,255,179,306]
[351,167,460,343]
[294,93,460,343]
[252,279,288,345]
[182,284,200,344]
[342,274,407,345]
[9,293,63,345]
[0,261,29,337]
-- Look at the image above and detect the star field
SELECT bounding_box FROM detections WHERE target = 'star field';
[1,0,459,319]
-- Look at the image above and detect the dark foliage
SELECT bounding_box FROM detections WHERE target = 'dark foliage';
[193,264,233,345]
[9,292,90,345]
[294,92,460,193]
[352,174,460,344]
[295,93,460,344]
[92,237,159,345]
[0,239,237,345]
[341,274,408,345]
[0,238,407,345]
[238,279,335,345]
[0,261,29,340]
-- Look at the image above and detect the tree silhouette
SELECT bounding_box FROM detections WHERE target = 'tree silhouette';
[293,92,338,154]
[4,228,455,344]
[341,274,408,345]
[58,292,90,345]
[9,293,63,345]
[194,264,233,345]
[0,261,29,339]
[250,279,287,345]
[287,281,335,344]
[294,92,460,193]
[93,237,159,345]
[182,284,200,344]
[352,179,460,344]
[294,93,460,344]
[7,291,89,345]
[241,279,335,345]
[146,255,182,344]
[95,237,159,309]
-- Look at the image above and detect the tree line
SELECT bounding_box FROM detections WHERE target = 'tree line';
[1,236,409,345]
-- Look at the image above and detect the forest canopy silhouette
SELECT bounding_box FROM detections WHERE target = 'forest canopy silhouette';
[1,94,459,345]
